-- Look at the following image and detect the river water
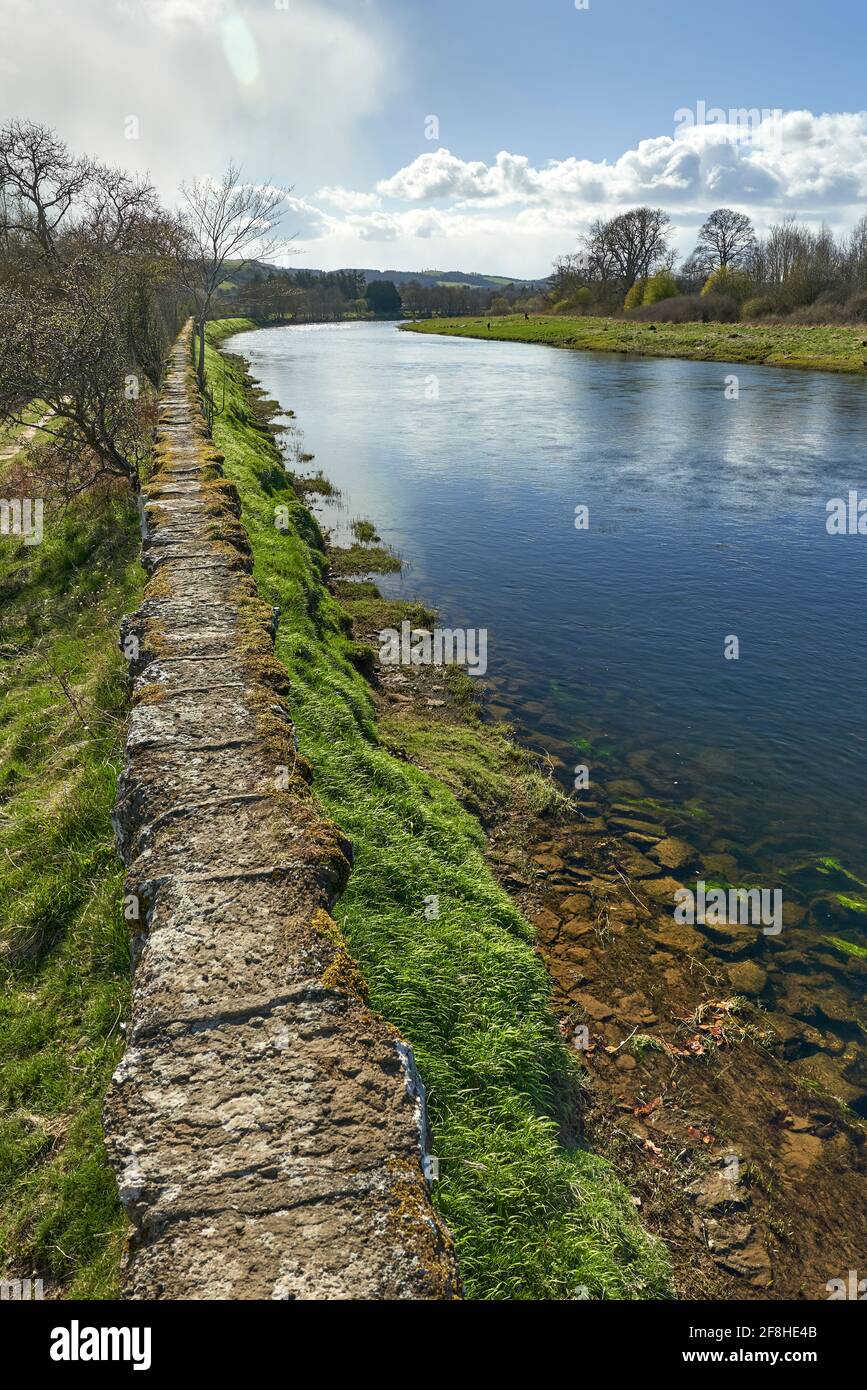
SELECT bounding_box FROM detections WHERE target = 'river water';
[227,320,867,904]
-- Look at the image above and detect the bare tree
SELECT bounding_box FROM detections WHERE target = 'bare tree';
[0,119,94,258]
[694,208,757,270]
[678,252,712,292]
[179,163,293,387]
[842,213,867,291]
[762,218,808,286]
[581,207,672,291]
[0,122,185,495]
[0,254,157,493]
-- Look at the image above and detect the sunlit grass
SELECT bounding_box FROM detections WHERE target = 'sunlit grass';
[403,314,867,375]
[0,490,142,1296]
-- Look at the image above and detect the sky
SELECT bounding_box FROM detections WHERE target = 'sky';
[2,0,867,277]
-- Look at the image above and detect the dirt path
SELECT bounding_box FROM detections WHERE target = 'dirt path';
[103,326,459,1300]
[0,411,52,463]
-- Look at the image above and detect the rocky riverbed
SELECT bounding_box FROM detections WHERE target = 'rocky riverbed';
[503,789,866,1299]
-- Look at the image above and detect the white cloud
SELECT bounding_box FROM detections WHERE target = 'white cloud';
[316,186,382,213]
[0,0,399,196]
[283,195,335,241]
[345,208,455,241]
[298,114,866,274]
[121,0,226,29]
[372,114,867,218]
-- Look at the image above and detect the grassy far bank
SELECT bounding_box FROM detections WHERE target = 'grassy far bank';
[0,474,142,1297]
[207,318,672,1299]
[402,313,867,375]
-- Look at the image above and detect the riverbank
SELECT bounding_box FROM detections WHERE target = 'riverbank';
[207,319,673,1299]
[402,314,867,375]
[213,316,867,1299]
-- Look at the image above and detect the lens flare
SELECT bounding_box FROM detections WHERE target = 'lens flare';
[221,14,259,86]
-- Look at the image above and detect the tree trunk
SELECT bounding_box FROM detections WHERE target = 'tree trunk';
[196,318,206,390]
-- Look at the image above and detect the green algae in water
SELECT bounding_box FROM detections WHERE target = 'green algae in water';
[783,856,867,898]
[568,734,615,759]
[620,795,710,823]
[825,936,867,959]
[836,895,867,914]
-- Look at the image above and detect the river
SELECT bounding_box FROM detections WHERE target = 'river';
[226,320,867,907]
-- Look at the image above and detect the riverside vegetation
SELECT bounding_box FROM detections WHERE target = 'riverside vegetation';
[204,317,673,1298]
[211,317,867,1298]
[0,445,142,1296]
[403,314,867,376]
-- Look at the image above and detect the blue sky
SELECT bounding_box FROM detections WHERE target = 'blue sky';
[3,0,867,276]
[374,0,867,172]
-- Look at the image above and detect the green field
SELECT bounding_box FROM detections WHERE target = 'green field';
[403,314,867,375]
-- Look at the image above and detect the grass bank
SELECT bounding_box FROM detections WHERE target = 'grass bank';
[0,467,142,1297]
[402,313,867,375]
[207,318,672,1300]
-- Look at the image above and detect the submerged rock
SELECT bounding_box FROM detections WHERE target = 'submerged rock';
[652,837,698,871]
[727,961,768,996]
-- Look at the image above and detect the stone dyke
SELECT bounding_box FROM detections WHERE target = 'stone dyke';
[103,324,460,1300]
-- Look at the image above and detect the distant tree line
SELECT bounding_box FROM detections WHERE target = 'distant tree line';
[227,267,402,322]
[399,279,529,317]
[226,268,546,323]
[550,205,867,324]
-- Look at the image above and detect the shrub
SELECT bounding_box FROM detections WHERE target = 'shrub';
[568,287,593,313]
[626,292,739,323]
[740,295,776,320]
[845,290,867,322]
[787,301,851,325]
[643,270,679,304]
[623,278,647,310]
[553,287,593,314]
[701,267,754,303]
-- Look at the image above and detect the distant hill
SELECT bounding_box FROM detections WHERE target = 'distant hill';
[221,260,548,291]
[358,268,549,291]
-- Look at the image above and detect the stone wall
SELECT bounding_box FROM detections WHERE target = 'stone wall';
[103,326,460,1300]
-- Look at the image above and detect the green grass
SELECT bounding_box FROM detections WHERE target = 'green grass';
[330,543,401,576]
[0,486,143,1297]
[403,314,867,375]
[350,519,380,544]
[206,320,672,1300]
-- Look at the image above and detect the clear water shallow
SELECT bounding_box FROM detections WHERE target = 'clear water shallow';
[226,321,867,891]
